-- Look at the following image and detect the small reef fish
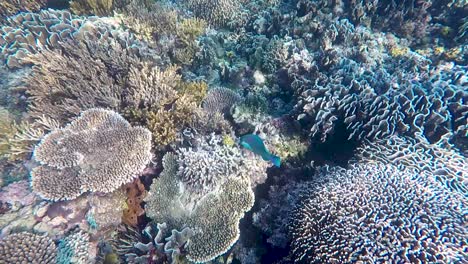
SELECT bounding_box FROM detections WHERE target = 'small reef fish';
[239,134,281,167]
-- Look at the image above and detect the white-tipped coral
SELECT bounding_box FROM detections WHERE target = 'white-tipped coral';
[31,108,152,201]
[0,232,57,263]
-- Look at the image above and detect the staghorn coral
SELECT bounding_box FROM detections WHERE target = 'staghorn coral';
[186,177,255,263]
[122,179,147,227]
[70,0,123,16]
[0,0,47,23]
[116,0,178,41]
[183,0,242,27]
[290,162,467,263]
[20,19,162,124]
[31,108,152,201]
[0,232,57,263]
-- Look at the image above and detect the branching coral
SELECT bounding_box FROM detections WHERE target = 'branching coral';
[290,162,467,263]
[19,20,162,124]
[31,108,152,201]
[357,133,468,196]
[57,229,91,264]
[70,0,122,16]
[0,232,57,263]
[183,0,242,27]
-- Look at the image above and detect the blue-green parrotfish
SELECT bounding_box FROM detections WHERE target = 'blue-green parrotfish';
[239,134,281,167]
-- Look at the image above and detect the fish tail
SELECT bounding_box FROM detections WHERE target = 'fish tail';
[270,154,281,167]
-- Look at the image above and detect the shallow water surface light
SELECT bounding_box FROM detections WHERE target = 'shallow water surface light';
[0,0,466,263]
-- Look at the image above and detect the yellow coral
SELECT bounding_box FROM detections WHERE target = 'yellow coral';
[176,81,208,105]
[444,47,462,60]
[434,46,445,55]
[222,135,235,147]
[390,46,409,57]
[70,0,114,16]
[0,109,46,162]
[176,18,207,45]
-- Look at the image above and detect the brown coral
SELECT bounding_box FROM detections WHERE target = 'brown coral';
[31,108,152,201]
[0,232,57,263]
[122,179,147,227]
[70,0,120,16]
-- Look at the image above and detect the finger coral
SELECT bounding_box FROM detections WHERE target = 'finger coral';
[0,232,57,263]
[31,108,152,201]
[290,162,467,263]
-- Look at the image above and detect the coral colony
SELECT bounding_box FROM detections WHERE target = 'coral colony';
[0,0,466,263]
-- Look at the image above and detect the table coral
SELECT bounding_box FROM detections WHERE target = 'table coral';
[31,108,152,201]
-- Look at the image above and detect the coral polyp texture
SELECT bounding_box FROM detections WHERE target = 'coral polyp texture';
[0,232,57,263]
[290,162,467,263]
[31,108,152,201]
[202,87,242,115]
[183,0,241,27]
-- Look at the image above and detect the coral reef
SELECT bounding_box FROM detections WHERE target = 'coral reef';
[0,9,102,68]
[31,108,152,201]
[0,0,47,23]
[202,87,242,115]
[57,229,92,263]
[70,0,124,16]
[145,134,268,261]
[186,177,254,263]
[357,133,468,195]
[0,232,57,263]
[290,162,467,263]
[182,0,242,27]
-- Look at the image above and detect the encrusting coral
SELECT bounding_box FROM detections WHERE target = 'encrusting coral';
[31,108,152,201]
[0,232,57,263]
[290,162,467,263]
